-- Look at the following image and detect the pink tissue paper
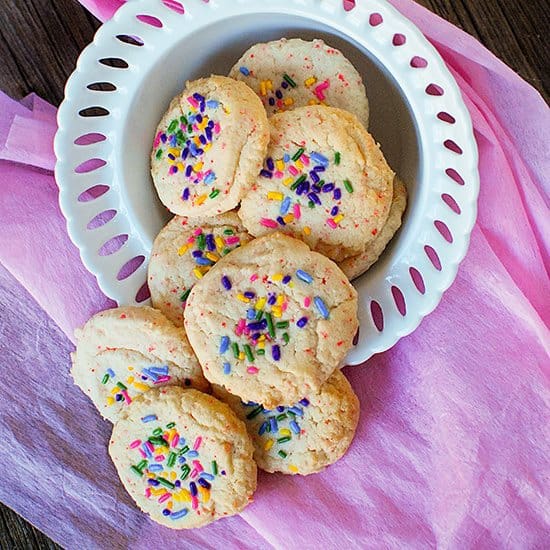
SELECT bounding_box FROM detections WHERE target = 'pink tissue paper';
[0,0,549,548]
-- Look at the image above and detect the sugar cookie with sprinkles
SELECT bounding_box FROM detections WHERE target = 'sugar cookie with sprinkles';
[339,176,408,280]
[148,211,252,327]
[71,306,209,422]
[183,232,358,409]
[109,386,256,529]
[229,38,370,127]
[214,369,359,475]
[238,105,394,262]
[151,75,269,217]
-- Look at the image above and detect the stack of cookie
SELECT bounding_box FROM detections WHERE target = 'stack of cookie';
[71,38,407,529]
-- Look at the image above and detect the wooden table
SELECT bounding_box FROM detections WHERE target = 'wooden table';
[0,0,547,547]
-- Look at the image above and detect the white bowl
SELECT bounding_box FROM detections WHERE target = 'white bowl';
[54,0,479,365]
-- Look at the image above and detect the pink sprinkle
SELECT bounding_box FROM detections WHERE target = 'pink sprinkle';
[191,496,199,510]
[145,487,152,498]
[260,218,278,228]
[293,203,301,219]
[326,218,337,229]
[153,132,162,148]
[169,165,177,175]
[193,124,199,132]
[247,366,259,374]
[190,468,198,479]
[145,441,154,453]
[250,274,259,282]
[138,449,146,459]
[130,439,141,449]
[171,433,179,447]
[193,228,203,236]
[155,455,165,462]
[225,236,240,245]
[195,172,204,182]
[304,296,311,308]
[158,493,171,503]
[121,390,132,404]
[235,318,246,336]
[314,79,330,100]
[288,165,299,176]
[187,236,196,244]
[300,154,310,166]
[187,96,199,109]
[281,302,288,312]
[214,122,221,134]
[154,375,171,384]
[274,170,284,178]
[193,460,204,473]
[193,436,202,450]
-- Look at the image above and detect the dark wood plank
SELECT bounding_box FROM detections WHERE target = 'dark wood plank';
[0,0,547,548]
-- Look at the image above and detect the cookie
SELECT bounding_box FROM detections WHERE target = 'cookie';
[229,38,369,127]
[148,211,252,327]
[339,176,408,279]
[238,105,394,262]
[151,75,269,217]
[213,370,359,475]
[71,306,209,422]
[184,232,358,408]
[109,387,257,529]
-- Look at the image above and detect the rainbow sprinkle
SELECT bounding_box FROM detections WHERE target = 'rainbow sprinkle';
[153,94,224,205]
[129,419,223,521]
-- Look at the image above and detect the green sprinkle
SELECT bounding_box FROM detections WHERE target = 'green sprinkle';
[232,342,240,358]
[180,464,191,480]
[255,309,263,320]
[197,233,206,250]
[137,459,148,470]
[157,477,175,489]
[276,321,289,329]
[344,179,354,193]
[335,152,341,165]
[222,248,231,255]
[167,119,178,133]
[290,174,307,190]
[244,344,254,362]
[180,288,191,302]
[266,313,275,338]
[175,130,185,145]
[257,349,265,356]
[178,445,190,455]
[166,422,175,429]
[101,373,110,384]
[265,423,271,433]
[246,405,264,420]
[308,201,315,208]
[149,436,168,446]
[130,465,143,477]
[116,382,127,391]
[276,413,287,421]
[187,124,193,133]
[167,452,177,468]
[292,148,305,162]
[155,149,163,160]
[283,73,297,88]
[152,427,163,436]
[209,189,220,199]
[287,410,296,417]
[211,461,218,475]
[282,333,290,345]
[277,436,291,444]
[179,115,187,124]
[278,450,288,459]
[223,228,234,235]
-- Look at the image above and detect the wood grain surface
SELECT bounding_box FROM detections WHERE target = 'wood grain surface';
[0,0,547,548]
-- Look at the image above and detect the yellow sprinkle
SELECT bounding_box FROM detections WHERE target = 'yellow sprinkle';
[168,147,180,156]
[271,306,282,318]
[215,236,224,250]
[224,106,231,114]
[276,295,284,305]
[193,267,204,279]
[237,294,250,303]
[258,334,266,342]
[295,160,303,170]
[167,501,173,510]
[150,488,166,496]
[199,486,210,503]
[170,471,177,481]
[204,143,212,151]
[255,297,266,310]
[239,352,245,361]
[133,382,149,392]
[283,213,294,224]
[303,226,312,236]
[276,159,285,171]
[195,194,207,206]
[205,252,219,262]
[266,80,273,91]
[177,243,190,256]
[260,81,267,96]
[110,387,119,395]
[257,340,265,350]
[127,366,134,371]
[333,214,344,224]
[271,273,283,282]
[283,177,293,187]
[177,162,184,172]
[267,191,284,201]
[289,465,299,473]
[308,99,318,106]
[193,162,204,173]
[126,375,134,384]
[264,439,274,451]
[167,159,176,165]
[193,136,201,146]
[173,489,191,502]
[106,396,114,406]
[305,76,317,87]
[284,97,294,106]
[280,428,291,437]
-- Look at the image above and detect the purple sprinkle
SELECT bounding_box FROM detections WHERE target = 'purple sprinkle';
[289,406,304,416]
[205,127,213,141]
[244,291,256,299]
[260,169,273,179]
[182,187,190,201]
[169,166,177,174]
[167,153,175,161]
[160,133,167,143]
[334,188,342,200]
[297,317,308,328]
[182,148,189,160]
[307,193,321,205]
[268,295,277,305]
[266,158,275,171]
[277,406,285,412]
[148,478,160,486]
[251,332,261,341]
[221,470,226,476]
[206,234,216,251]
[331,206,339,216]
[115,394,122,401]
[162,509,171,516]
[192,250,203,258]
[299,398,310,407]
[310,171,320,184]
[275,90,283,99]
[185,165,193,177]
[259,421,268,435]
[268,97,275,106]
[189,482,198,496]
[193,93,205,102]
[313,165,326,172]
[272,345,281,361]
[197,478,211,490]
[270,416,278,432]
[199,135,207,145]
[281,81,288,89]
[322,182,335,193]
[195,114,203,123]
[221,276,232,290]
[276,216,285,225]
[175,480,181,487]
[247,320,267,331]
[196,148,204,156]
[282,275,291,284]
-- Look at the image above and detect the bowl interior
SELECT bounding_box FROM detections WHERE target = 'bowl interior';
[119,13,420,271]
